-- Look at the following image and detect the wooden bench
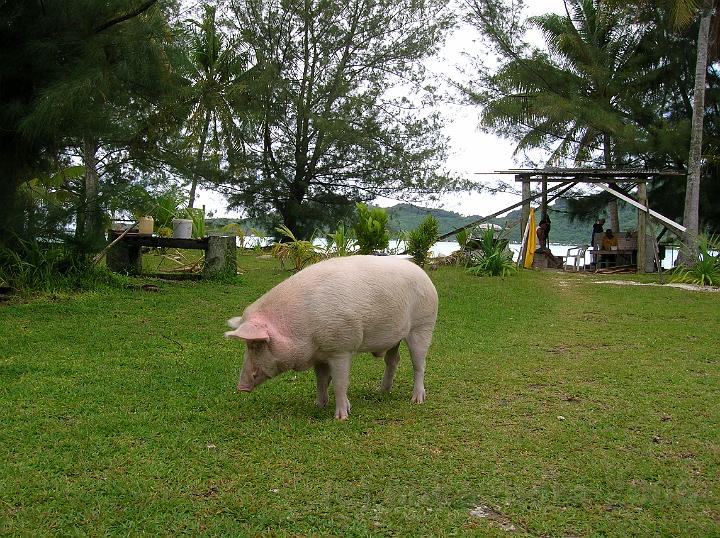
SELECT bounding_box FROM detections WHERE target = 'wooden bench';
[106,231,237,276]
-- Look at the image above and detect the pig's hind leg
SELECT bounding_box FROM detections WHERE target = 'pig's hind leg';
[380,342,402,393]
[328,355,352,420]
[314,363,331,408]
[407,327,432,404]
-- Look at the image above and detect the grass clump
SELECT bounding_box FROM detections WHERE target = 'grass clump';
[271,225,321,271]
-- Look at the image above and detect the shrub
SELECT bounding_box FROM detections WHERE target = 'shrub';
[0,238,125,295]
[222,223,245,248]
[326,225,357,257]
[672,234,720,286]
[271,225,321,271]
[455,228,470,250]
[353,203,389,254]
[406,214,439,267]
[465,228,517,277]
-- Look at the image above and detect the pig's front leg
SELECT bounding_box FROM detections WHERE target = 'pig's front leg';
[328,355,352,420]
[407,328,432,404]
[314,363,331,408]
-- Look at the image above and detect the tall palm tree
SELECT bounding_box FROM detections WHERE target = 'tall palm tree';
[678,0,715,263]
[606,0,718,263]
[467,0,661,232]
[179,4,249,208]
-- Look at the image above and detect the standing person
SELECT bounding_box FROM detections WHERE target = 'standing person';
[591,218,605,247]
[537,215,551,249]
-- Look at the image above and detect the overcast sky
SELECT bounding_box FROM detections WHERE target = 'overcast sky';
[196,0,569,219]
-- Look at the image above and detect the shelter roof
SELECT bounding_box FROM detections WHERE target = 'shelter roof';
[492,167,685,183]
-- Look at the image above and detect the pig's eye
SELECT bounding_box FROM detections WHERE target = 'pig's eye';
[247,340,265,352]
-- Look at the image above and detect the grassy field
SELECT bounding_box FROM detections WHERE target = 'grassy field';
[1,253,718,536]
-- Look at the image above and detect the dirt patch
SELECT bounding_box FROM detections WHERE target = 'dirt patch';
[593,281,719,293]
[469,504,519,532]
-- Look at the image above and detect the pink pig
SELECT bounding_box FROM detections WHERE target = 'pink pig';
[225,255,438,419]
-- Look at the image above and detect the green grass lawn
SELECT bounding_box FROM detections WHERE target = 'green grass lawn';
[1,253,718,536]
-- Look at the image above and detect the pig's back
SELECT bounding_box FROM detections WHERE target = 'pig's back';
[255,256,437,352]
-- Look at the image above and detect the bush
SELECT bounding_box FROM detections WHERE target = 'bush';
[672,234,720,286]
[353,203,389,254]
[271,225,321,271]
[406,214,439,267]
[0,238,126,295]
[465,228,517,277]
[326,225,357,257]
[455,228,470,250]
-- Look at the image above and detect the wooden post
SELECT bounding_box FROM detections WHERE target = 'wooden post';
[105,232,142,275]
[637,181,648,273]
[520,175,531,245]
[204,236,237,276]
[541,174,548,247]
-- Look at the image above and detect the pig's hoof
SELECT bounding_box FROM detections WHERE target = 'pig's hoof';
[411,390,426,404]
[334,398,351,420]
[315,396,328,408]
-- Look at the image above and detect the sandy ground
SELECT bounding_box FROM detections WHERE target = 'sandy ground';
[593,280,719,293]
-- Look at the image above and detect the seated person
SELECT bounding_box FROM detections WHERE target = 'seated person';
[601,229,618,250]
[600,229,619,266]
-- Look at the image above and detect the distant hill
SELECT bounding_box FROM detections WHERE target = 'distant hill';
[207,199,639,245]
[386,199,639,245]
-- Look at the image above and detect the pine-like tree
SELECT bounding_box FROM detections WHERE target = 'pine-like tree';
[222,0,457,238]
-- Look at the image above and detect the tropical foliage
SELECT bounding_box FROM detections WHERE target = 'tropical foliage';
[465,228,517,277]
[326,225,357,257]
[176,4,252,208]
[463,0,720,247]
[353,203,391,255]
[271,225,321,271]
[406,214,440,267]
[672,234,720,286]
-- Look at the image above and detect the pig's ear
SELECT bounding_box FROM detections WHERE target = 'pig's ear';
[224,320,270,341]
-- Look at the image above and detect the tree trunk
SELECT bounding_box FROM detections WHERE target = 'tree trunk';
[679,0,714,266]
[188,109,211,209]
[603,134,620,234]
[0,178,22,246]
[79,139,106,252]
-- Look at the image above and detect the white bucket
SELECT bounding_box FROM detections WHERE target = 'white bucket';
[172,218,193,239]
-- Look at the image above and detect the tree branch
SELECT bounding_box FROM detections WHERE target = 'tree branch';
[94,0,158,34]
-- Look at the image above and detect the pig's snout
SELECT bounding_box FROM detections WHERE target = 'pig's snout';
[236,383,254,393]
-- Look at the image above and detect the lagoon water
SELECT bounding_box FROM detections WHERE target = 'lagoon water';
[430,241,679,270]
[239,237,679,270]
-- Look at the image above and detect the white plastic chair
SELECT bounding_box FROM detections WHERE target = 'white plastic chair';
[564,245,589,271]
